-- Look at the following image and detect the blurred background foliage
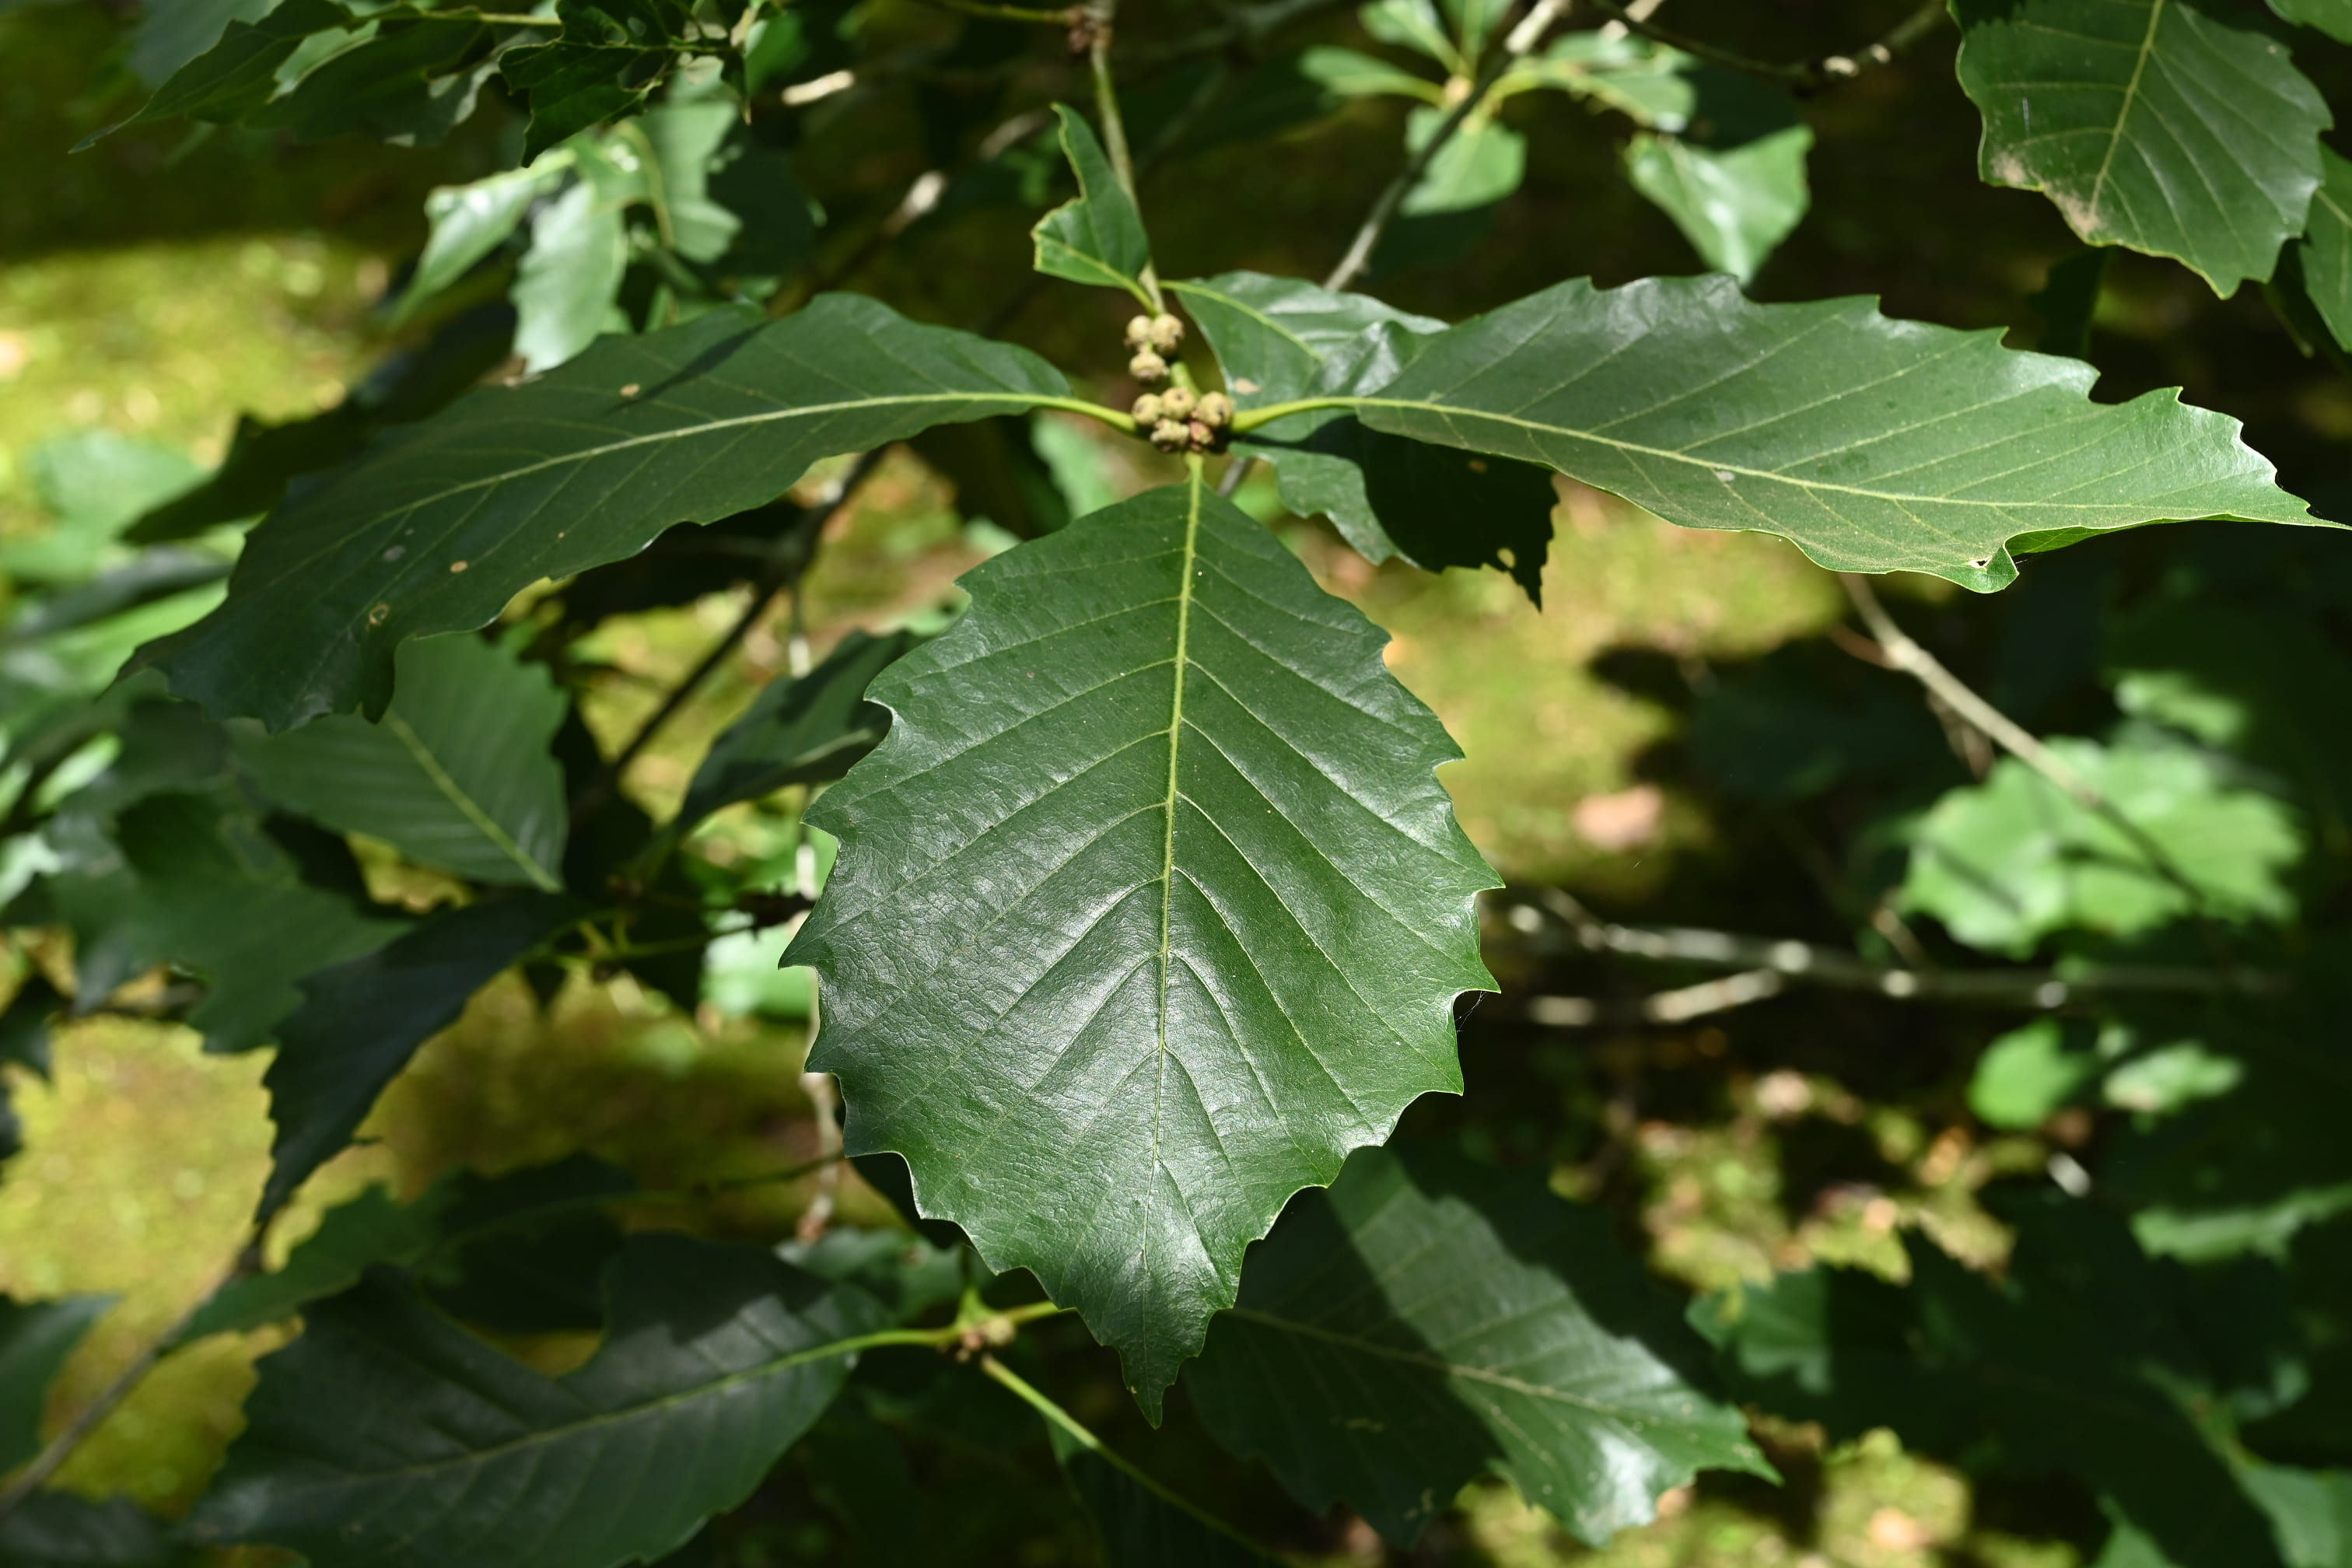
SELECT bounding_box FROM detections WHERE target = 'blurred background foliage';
[0,0,2347,1563]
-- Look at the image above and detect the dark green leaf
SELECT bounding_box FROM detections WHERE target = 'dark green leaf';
[190,1234,891,1568]
[779,1228,964,1326]
[1188,1146,1766,1545]
[0,1493,187,1567]
[2296,149,2352,355]
[48,791,407,1054]
[677,629,914,829]
[127,0,277,86]
[801,1402,923,1568]
[1704,1195,2298,1568]
[499,0,687,160]
[1,1294,113,1472]
[418,1153,638,1332]
[1171,271,1555,597]
[184,1186,439,1342]
[786,477,1497,1416]
[1951,0,2327,295]
[135,297,1074,731]
[1048,1423,1273,1566]
[2268,0,2352,42]
[1902,736,2301,955]
[257,891,580,1222]
[110,0,352,135]
[1032,104,1154,305]
[247,13,505,146]
[1281,275,2313,592]
[235,633,569,889]
[2033,249,2111,359]
[0,975,61,1167]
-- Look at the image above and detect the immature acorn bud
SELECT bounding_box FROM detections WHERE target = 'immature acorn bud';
[1129,349,1169,383]
[1124,314,1154,350]
[1158,385,1195,421]
[1146,313,1185,354]
[1187,419,1216,451]
[1131,393,1165,425]
[1150,418,1191,453]
[1195,390,1234,429]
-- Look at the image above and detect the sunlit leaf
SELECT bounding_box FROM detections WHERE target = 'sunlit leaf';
[1170,271,1554,597]
[1903,736,2301,956]
[785,478,1496,1416]
[1951,0,2328,295]
[1262,275,2314,592]
[1032,104,1154,305]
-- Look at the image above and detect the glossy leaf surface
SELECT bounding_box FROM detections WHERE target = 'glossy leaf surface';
[1170,272,1554,597]
[235,633,569,889]
[135,297,1073,730]
[1033,105,1153,305]
[1283,275,2312,591]
[786,479,1496,1415]
[257,892,581,1221]
[1951,0,2327,294]
[0,1493,187,1567]
[1188,1147,1766,1545]
[191,1235,889,1568]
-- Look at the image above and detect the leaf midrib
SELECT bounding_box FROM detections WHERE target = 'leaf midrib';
[2086,0,2166,222]
[252,1322,923,1497]
[240,389,1083,598]
[384,711,561,891]
[1223,1306,1686,1431]
[1150,467,1206,1172]
[1314,395,2240,515]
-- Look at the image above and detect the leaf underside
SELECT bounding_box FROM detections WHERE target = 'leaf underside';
[1335,275,2312,591]
[786,477,1496,1416]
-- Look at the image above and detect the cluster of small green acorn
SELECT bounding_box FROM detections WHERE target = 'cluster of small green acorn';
[1125,312,1233,455]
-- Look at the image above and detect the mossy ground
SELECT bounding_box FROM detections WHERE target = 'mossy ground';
[0,5,2087,1560]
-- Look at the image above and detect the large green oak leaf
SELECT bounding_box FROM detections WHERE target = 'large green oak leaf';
[783,477,1497,1416]
[132,296,1080,731]
[1186,1146,1769,1545]
[1241,274,2312,592]
[1951,0,2329,296]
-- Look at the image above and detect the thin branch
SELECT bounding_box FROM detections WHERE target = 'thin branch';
[1323,0,1567,295]
[1517,888,2280,1027]
[1836,573,2220,926]
[976,1356,1276,1552]
[569,453,885,823]
[1580,0,1947,92]
[1084,2,1166,313]
[1215,0,1567,502]
[0,1241,257,1520]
